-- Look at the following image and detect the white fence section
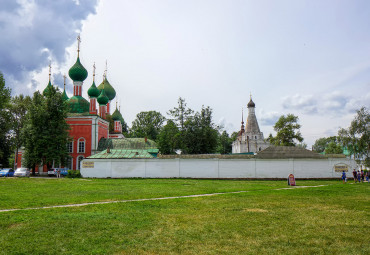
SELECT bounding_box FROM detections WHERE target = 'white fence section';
[81,157,356,179]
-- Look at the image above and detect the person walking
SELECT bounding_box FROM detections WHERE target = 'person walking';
[353,169,357,183]
[56,168,61,178]
[357,170,361,183]
[361,170,364,182]
[341,171,346,184]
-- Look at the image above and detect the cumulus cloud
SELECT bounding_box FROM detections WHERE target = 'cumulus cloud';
[0,0,99,94]
[282,94,318,114]
[282,91,370,116]
[258,110,280,126]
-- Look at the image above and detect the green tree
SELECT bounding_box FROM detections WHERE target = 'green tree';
[217,130,233,154]
[324,141,343,154]
[23,87,70,174]
[0,72,12,167]
[338,107,370,166]
[182,106,219,154]
[312,136,338,153]
[10,94,32,169]
[131,111,165,141]
[167,97,194,130]
[157,120,180,154]
[269,114,304,146]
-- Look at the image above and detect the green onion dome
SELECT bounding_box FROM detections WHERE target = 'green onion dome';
[97,77,116,101]
[111,108,122,121]
[61,89,69,101]
[87,81,100,98]
[43,80,53,96]
[68,57,88,82]
[67,96,90,113]
[97,89,109,105]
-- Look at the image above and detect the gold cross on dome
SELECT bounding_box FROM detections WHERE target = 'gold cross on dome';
[77,34,81,56]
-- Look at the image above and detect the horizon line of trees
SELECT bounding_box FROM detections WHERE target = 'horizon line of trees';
[1,71,369,168]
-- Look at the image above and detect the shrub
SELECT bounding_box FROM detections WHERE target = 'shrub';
[66,170,82,178]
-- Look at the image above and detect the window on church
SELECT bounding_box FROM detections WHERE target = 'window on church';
[65,157,72,170]
[255,136,257,139]
[78,138,85,153]
[67,141,73,153]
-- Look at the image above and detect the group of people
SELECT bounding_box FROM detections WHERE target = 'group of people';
[352,169,369,183]
[341,169,369,183]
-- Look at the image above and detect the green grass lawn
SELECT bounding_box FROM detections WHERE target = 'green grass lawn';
[0,178,368,254]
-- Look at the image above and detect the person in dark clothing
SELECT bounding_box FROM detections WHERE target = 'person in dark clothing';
[353,169,357,183]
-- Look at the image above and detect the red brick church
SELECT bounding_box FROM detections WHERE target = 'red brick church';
[16,37,125,173]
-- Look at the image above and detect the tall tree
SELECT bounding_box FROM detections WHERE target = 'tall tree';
[338,107,370,166]
[269,114,303,146]
[23,87,70,174]
[182,106,219,154]
[312,136,338,153]
[167,97,194,130]
[324,141,343,154]
[10,94,32,169]
[157,120,180,154]
[217,130,233,154]
[0,72,12,167]
[131,111,165,141]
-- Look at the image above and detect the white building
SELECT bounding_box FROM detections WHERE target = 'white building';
[232,97,270,153]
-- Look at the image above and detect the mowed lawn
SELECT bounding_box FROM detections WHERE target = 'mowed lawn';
[0,178,368,254]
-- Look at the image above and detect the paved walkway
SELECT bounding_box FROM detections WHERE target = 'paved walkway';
[0,184,328,213]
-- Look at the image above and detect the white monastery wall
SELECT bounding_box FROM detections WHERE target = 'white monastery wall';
[81,157,356,179]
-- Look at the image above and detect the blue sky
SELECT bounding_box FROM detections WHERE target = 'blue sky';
[1,0,370,147]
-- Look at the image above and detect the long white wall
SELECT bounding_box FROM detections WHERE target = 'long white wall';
[81,157,356,179]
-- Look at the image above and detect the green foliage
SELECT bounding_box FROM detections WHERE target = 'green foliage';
[157,120,180,154]
[167,97,194,130]
[338,107,369,165]
[182,106,219,154]
[23,87,70,172]
[0,72,12,167]
[131,111,165,141]
[324,141,343,154]
[269,114,304,146]
[312,136,338,153]
[217,130,233,154]
[10,94,32,168]
[66,170,82,178]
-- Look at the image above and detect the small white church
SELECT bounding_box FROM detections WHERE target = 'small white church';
[232,97,270,153]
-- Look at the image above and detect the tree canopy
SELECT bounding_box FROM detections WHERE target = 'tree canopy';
[131,111,166,141]
[338,107,369,166]
[268,114,304,146]
[0,72,12,167]
[23,86,70,172]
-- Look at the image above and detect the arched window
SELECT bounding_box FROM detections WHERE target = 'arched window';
[77,156,84,170]
[78,138,86,153]
[67,141,73,153]
[259,147,262,151]
[255,136,257,139]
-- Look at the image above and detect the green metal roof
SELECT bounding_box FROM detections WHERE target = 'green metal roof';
[97,88,109,105]
[62,89,69,101]
[43,80,53,97]
[87,81,100,98]
[111,108,122,121]
[97,138,158,151]
[68,57,88,82]
[88,149,155,159]
[97,77,116,101]
[67,95,90,113]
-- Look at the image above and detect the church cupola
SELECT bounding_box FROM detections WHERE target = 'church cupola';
[43,63,53,97]
[111,102,122,133]
[68,35,88,97]
[97,78,109,119]
[88,63,100,115]
[61,74,69,102]
[97,62,116,114]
